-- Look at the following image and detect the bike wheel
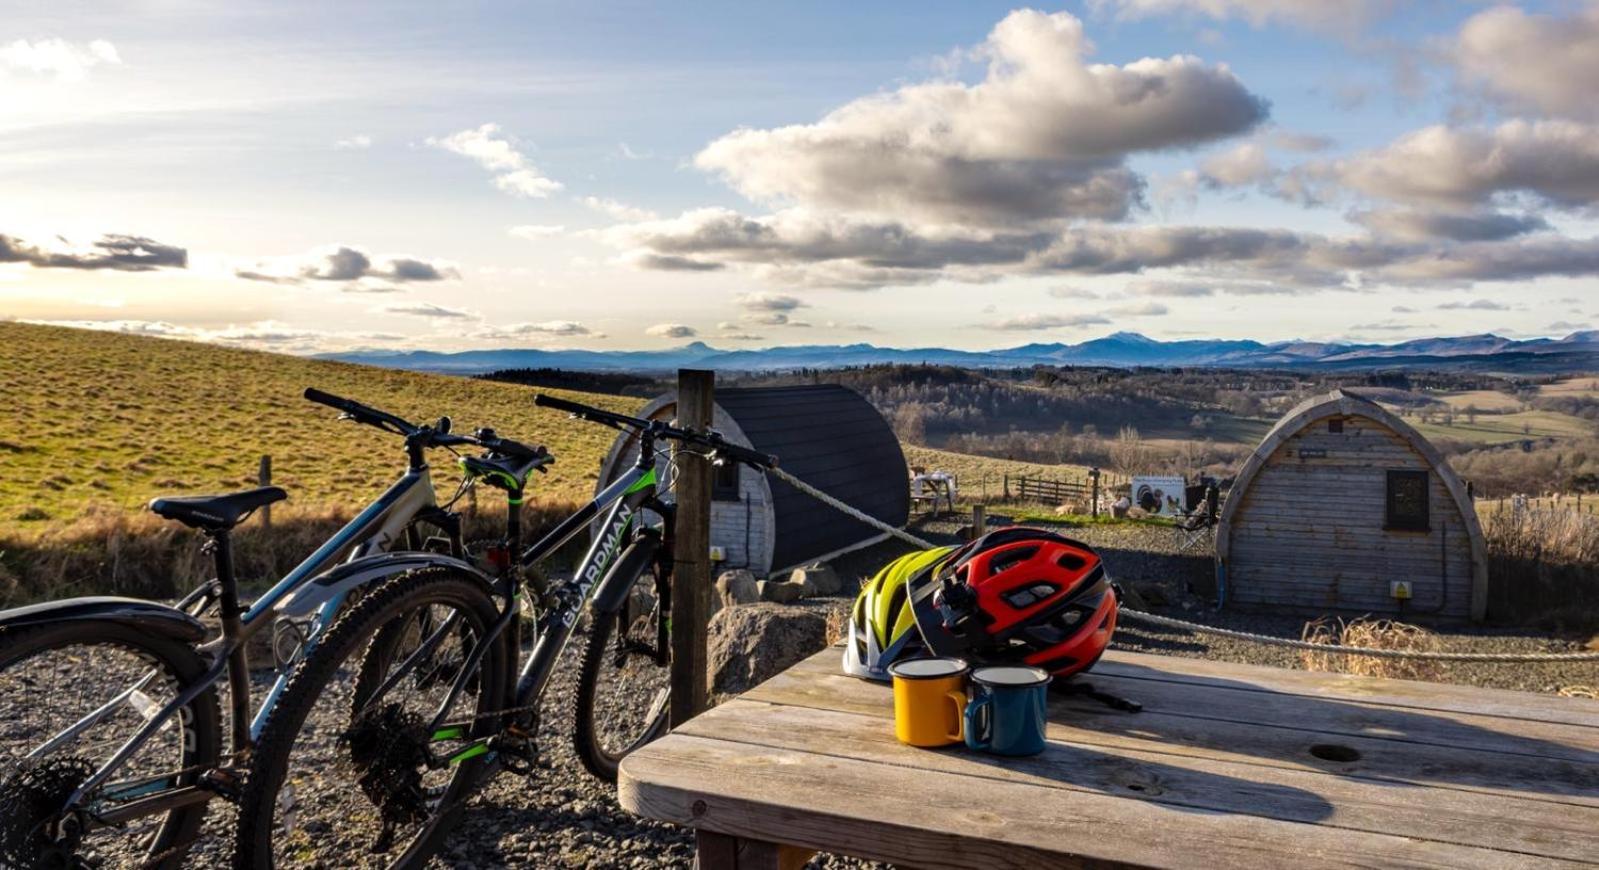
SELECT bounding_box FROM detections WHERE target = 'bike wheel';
[0,620,221,869]
[572,555,671,782]
[234,567,508,869]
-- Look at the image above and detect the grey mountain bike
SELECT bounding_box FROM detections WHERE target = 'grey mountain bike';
[0,388,546,868]
[232,393,777,869]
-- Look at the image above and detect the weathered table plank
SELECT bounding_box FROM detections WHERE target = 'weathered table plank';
[749,656,1599,807]
[619,647,1599,869]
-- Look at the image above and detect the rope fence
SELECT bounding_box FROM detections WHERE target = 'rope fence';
[766,466,1599,664]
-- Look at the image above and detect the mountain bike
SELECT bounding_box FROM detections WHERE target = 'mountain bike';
[233,393,777,868]
[0,388,548,869]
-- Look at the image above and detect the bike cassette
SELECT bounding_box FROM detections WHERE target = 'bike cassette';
[0,755,96,869]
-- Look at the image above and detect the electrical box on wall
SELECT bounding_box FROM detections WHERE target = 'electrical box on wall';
[709,545,726,562]
[1390,580,1413,600]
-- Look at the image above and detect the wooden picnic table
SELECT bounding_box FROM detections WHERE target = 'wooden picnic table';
[619,646,1599,869]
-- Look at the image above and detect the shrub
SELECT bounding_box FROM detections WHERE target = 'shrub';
[1300,616,1442,682]
[1481,506,1599,631]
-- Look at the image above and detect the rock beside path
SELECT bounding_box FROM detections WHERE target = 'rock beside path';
[708,603,828,694]
[714,569,759,614]
[789,563,842,596]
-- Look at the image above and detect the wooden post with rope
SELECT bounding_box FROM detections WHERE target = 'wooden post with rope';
[671,368,715,726]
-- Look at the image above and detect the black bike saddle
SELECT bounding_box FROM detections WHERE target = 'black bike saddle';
[150,487,287,532]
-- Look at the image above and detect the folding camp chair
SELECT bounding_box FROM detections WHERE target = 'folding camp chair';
[1173,482,1220,553]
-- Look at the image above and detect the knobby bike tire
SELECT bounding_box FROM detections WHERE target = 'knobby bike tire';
[233,567,507,870]
[570,547,670,783]
[0,621,221,870]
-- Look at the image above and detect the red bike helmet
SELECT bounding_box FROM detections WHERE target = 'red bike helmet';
[909,527,1118,680]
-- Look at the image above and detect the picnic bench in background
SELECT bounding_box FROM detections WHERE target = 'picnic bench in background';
[909,471,957,515]
[620,645,1599,869]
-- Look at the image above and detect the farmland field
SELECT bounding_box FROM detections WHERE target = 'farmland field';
[0,321,642,526]
[1407,408,1596,444]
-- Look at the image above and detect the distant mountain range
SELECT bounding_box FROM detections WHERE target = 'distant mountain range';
[320,330,1599,375]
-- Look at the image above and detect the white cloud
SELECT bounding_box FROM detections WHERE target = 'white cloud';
[0,38,120,82]
[582,196,658,222]
[428,123,562,199]
[508,224,567,240]
[235,245,456,284]
[1198,143,1274,187]
[694,9,1266,228]
[735,292,807,312]
[1455,4,1599,120]
[1107,300,1170,317]
[383,302,475,319]
[334,134,373,150]
[1047,287,1101,300]
[1347,208,1548,242]
[983,312,1111,331]
[1438,299,1510,312]
[646,323,697,338]
[1329,121,1599,210]
[475,320,599,340]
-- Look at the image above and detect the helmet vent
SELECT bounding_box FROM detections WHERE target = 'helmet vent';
[1055,552,1087,570]
[990,546,1037,574]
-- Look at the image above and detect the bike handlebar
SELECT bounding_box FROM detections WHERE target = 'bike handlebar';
[303,387,419,434]
[305,388,553,465]
[532,393,777,469]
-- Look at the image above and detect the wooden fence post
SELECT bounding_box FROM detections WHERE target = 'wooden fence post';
[1090,467,1101,519]
[972,504,986,539]
[258,455,272,529]
[671,369,714,726]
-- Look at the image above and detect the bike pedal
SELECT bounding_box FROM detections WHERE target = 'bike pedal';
[201,767,245,801]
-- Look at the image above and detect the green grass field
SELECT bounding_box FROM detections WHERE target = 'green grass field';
[1407,408,1595,444]
[0,321,643,526]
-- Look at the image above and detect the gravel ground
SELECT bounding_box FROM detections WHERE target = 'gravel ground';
[10,513,1595,868]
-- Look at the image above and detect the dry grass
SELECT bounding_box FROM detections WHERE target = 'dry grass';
[823,605,848,646]
[1480,506,1599,629]
[0,321,643,525]
[0,321,655,603]
[1558,685,1597,699]
[902,445,1097,503]
[0,498,586,607]
[1299,616,1443,682]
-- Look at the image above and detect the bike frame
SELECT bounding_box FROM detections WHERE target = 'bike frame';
[368,459,674,770]
[49,463,457,822]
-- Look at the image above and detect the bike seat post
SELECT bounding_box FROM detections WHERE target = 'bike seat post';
[208,528,253,751]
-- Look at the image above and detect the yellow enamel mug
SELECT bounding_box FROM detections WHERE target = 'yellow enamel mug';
[888,658,969,747]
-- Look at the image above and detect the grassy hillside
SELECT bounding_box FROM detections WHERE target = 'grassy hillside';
[0,322,644,526]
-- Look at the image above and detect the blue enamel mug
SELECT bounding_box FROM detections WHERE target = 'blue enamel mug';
[963,665,1050,756]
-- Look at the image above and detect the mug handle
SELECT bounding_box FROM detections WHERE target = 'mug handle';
[963,694,991,750]
[945,691,967,743]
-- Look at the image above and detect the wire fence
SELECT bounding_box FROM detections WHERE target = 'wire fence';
[766,465,1599,664]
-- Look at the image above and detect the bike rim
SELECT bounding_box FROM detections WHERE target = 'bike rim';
[588,596,671,762]
[266,599,495,867]
[0,638,195,867]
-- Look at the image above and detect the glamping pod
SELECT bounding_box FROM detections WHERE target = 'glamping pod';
[1217,389,1487,621]
[595,384,909,576]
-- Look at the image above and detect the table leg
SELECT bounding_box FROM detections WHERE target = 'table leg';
[695,830,815,870]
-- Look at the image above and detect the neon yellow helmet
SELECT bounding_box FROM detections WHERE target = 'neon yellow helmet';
[843,546,956,681]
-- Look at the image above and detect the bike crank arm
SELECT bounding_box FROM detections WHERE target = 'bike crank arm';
[88,784,214,828]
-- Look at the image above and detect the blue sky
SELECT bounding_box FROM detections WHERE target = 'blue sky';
[3,1,1597,352]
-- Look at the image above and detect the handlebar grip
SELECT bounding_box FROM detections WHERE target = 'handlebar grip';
[715,440,778,469]
[303,387,357,413]
[531,394,594,416]
[494,437,549,462]
[303,387,417,434]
